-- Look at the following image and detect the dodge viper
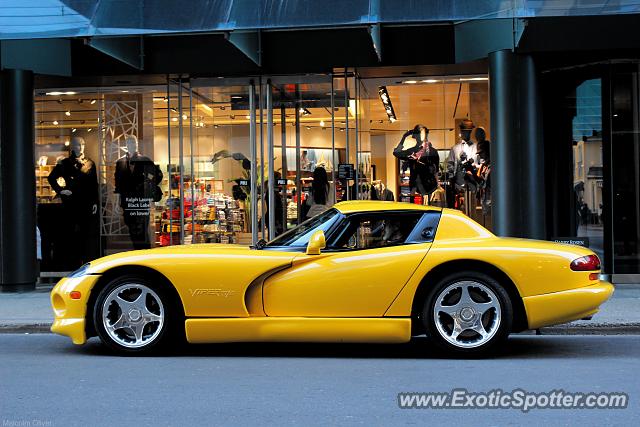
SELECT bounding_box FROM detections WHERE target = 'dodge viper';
[51,201,613,355]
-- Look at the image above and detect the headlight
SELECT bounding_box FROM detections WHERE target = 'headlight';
[67,263,90,278]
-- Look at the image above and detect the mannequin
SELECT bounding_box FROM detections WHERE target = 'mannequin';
[114,135,163,249]
[446,119,478,207]
[393,124,439,198]
[475,126,492,215]
[47,136,99,267]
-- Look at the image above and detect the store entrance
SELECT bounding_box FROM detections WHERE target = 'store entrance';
[189,74,350,244]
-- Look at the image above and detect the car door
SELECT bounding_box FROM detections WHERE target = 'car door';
[262,211,439,317]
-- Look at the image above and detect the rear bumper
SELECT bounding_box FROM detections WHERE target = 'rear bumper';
[523,281,614,330]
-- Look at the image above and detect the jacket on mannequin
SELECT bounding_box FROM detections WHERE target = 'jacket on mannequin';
[47,154,98,217]
[393,130,439,195]
[114,153,163,209]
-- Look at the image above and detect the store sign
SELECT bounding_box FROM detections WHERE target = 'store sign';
[552,237,590,247]
[276,179,287,186]
[338,163,355,180]
[124,197,152,217]
[239,179,249,187]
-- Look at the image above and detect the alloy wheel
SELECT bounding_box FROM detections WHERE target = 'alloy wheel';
[432,280,502,349]
[101,283,165,349]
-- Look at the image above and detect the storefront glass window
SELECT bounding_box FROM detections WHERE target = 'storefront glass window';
[360,75,491,228]
[610,68,640,274]
[187,84,253,245]
[34,73,492,274]
[571,79,605,264]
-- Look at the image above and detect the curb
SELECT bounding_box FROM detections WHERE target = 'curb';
[539,324,640,335]
[2,323,640,335]
[0,323,52,334]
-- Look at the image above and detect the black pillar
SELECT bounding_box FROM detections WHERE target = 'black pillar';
[489,50,545,239]
[520,55,546,239]
[0,69,37,292]
[489,50,521,237]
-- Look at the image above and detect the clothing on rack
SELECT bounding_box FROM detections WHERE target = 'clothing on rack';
[370,181,395,201]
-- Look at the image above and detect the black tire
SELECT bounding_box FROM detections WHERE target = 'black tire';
[422,271,513,355]
[93,274,183,355]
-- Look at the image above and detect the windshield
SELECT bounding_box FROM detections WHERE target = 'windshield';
[267,209,341,247]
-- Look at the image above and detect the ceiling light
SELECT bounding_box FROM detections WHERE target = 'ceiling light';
[65,110,71,116]
[87,128,92,132]
[52,120,59,125]
[306,126,311,130]
[172,117,178,122]
[231,96,242,99]
[403,80,418,84]
[422,79,439,83]
[459,77,489,81]
[46,91,77,96]
[90,99,96,105]
[299,107,311,116]
[182,114,188,120]
[71,128,77,133]
[245,115,250,119]
[214,125,219,129]
[320,120,325,127]
[121,90,129,93]
[64,140,70,146]
[378,86,397,124]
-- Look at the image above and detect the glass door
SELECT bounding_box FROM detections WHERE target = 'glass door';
[266,75,337,239]
[606,65,640,275]
[176,78,257,246]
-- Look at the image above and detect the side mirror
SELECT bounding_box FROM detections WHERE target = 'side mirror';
[306,230,326,255]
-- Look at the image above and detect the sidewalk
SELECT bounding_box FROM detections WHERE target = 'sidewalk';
[1,284,639,335]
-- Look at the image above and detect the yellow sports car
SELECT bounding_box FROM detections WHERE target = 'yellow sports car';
[51,201,613,355]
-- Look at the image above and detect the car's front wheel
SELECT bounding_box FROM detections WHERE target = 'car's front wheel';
[93,275,177,354]
[423,272,513,355]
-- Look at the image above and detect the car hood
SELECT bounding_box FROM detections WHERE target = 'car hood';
[84,243,297,275]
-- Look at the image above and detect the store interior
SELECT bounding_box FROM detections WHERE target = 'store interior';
[34,74,491,271]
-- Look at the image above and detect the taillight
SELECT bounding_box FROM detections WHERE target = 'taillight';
[570,254,601,271]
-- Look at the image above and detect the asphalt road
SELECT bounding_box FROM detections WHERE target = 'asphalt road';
[0,334,638,426]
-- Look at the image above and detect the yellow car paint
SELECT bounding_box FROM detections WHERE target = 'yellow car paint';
[50,274,100,344]
[49,201,614,347]
[82,246,296,318]
[385,209,603,316]
[523,282,614,329]
[185,317,411,344]
[263,244,432,317]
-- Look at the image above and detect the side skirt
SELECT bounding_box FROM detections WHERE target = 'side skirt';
[185,317,412,344]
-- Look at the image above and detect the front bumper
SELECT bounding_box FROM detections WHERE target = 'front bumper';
[523,281,614,330]
[50,275,101,345]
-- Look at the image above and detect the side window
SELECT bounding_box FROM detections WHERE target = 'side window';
[329,212,424,250]
[406,211,442,243]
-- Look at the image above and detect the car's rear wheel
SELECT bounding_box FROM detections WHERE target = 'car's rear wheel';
[423,271,513,355]
[93,275,177,354]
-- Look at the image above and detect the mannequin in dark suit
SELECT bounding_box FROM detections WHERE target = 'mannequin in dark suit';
[114,135,163,249]
[47,136,99,266]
